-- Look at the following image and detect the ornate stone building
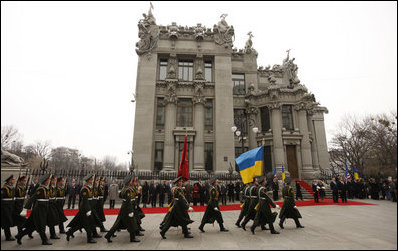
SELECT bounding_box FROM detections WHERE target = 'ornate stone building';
[132,6,329,180]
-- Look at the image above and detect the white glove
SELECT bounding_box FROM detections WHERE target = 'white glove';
[20,209,27,216]
[188,207,193,212]
[128,212,134,217]
[86,211,92,216]
[214,207,219,211]
[294,206,297,209]
[276,205,280,209]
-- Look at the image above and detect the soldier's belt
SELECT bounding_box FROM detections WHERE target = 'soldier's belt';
[250,196,257,198]
[15,197,26,200]
[1,198,14,201]
[37,199,49,202]
[49,198,56,200]
[87,198,93,200]
[93,197,99,200]
[56,197,65,200]
[98,196,104,199]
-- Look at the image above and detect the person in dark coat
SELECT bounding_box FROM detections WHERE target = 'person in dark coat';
[318,180,326,201]
[272,177,279,201]
[55,177,68,234]
[199,182,206,206]
[104,174,140,243]
[66,174,103,244]
[1,175,22,241]
[192,183,200,206]
[198,176,229,233]
[166,180,173,204]
[28,178,39,197]
[149,181,157,207]
[312,180,319,203]
[279,177,304,229]
[160,176,194,239]
[251,176,280,235]
[142,181,149,208]
[295,180,303,200]
[338,177,348,203]
[91,176,108,233]
[67,179,78,209]
[235,182,252,227]
[47,176,62,240]
[204,179,210,205]
[235,179,242,202]
[369,178,380,200]
[158,180,166,207]
[16,174,53,245]
[14,176,29,237]
[347,177,354,199]
[220,181,227,205]
[133,178,146,233]
[241,177,260,231]
[227,180,235,203]
[330,177,339,203]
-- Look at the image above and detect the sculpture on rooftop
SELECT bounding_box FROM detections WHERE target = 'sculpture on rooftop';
[136,2,160,56]
[213,14,235,48]
[282,49,300,85]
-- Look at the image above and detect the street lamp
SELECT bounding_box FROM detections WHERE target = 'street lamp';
[127,150,134,173]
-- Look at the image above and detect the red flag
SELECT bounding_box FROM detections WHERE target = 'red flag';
[178,135,189,180]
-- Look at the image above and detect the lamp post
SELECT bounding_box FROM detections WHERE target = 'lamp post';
[127,150,134,174]
[231,111,258,171]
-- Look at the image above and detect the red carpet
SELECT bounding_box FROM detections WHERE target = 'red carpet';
[25,199,375,217]
[298,180,314,195]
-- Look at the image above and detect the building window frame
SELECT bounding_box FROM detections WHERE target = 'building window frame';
[232,73,245,95]
[159,59,168,80]
[204,142,214,172]
[177,98,193,127]
[178,59,194,81]
[204,99,213,131]
[156,97,165,129]
[204,60,213,83]
[154,141,164,171]
[260,106,270,132]
[282,104,294,131]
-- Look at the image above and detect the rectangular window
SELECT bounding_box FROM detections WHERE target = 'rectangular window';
[204,142,213,171]
[159,59,168,80]
[204,61,212,82]
[154,142,164,171]
[156,97,165,129]
[204,99,213,131]
[178,60,193,81]
[177,98,193,127]
[178,141,190,167]
[232,73,245,95]
[233,109,247,135]
[282,105,294,130]
[264,145,272,175]
[260,106,270,132]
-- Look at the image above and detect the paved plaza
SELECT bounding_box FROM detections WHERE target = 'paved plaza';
[1,199,396,250]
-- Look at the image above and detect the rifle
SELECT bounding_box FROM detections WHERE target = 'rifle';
[24,174,31,197]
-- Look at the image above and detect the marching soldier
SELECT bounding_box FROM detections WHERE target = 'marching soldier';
[235,181,252,228]
[241,177,260,231]
[66,174,103,243]
[160,176,194,239]
[16,173,52,245]
[97,177,108,232]
[251,176,280,235]
[55,177,68,234]
[14,176,29,237]
[104,173,140,243]
[279,177,304,229]
[48,176,62,240]
[1,175,17,241]
[133,177,146,234]
[198,176,229,232]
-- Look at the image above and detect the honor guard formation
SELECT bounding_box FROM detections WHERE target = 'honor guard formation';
[1,173,305,245]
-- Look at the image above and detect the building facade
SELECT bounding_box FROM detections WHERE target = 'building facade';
[132,6,329,180]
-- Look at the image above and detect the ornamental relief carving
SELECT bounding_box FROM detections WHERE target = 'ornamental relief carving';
[167,55,177,79]
[136,3,160,57]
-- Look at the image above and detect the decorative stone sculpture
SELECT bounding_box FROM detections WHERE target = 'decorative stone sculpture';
[165,80,177,104]
[136,3,160,56]
[282,49,300,85]
[213,14,235,48]
[194,56,204,80]
[168,22,179,40]
[193,81,206,104]
[1,149,26,167]
[244,31,256,55]
[167,55,177,79]
[194,23,205,41]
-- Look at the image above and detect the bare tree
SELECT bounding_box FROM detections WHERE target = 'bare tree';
[102,156,117,171]
[30,140,52,159]
[1,125,21,150]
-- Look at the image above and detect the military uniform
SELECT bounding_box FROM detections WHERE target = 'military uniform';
[96,179,108,232]
[279,178,304,229]
[66,174,103,243]
[48,182,62,239]
[241,182,260,230]
[14,179,29,236]
[16,174,52,245]
[55,179,68,234]
[235,183,251,227]
[104,174,140,243]
[132,185,146,233]
[251,176,280,234]
[160,176,194,239]
[199,176,228,232]
[1,175,20,241]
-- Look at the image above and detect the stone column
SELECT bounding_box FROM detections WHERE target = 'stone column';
[270,103,284,172]
[163,80,178,171]
[307,112,320,171]
[193,98,205,171]
[296,105,313,179]
[312,108,329,171]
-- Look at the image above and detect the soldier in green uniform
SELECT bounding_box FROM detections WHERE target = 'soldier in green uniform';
[16,173,52,245]
[250,176,280,235]
[278,177,304,229]
[97,177,108,232]
[48,176,61,239]
[66,174,103,243]
[1,175,17,241]
[235,181,252,228]
[104,173,140,243]
[241,177,259,231]
[14,176,29,237]
[160,176,194,239]
[55,177,68,234]
[92,176,108,233]
[133,177,146,233]
[198,176,229,232]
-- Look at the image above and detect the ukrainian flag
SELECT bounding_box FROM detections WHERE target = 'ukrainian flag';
[235,146,264,184]
[353,166,359,180]
[282,164,285,187]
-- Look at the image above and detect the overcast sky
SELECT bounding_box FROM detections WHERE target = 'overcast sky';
[2,1,397,166]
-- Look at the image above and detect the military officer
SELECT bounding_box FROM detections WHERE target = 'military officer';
[97,177,108,232]
[1,175,17,241]
[251,176,280,235]
[160,176,194,239]
[47,176,62,240]
[66,174,103,243]
[235,180,252,228]
[279,177,304,229]
[16,173,52,245]
[55,177,68,234]
[104,173,140,243]
[14,176,29,237]
[198,176,229,232]
[241,177,260,231]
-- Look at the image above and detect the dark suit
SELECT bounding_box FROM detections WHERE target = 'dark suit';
[28,183,39,197]
[149,184,157,207]
[234,182,241,201]
[330,181,339,202]
[227,183,235,202]
[67,183,79,209]
[272,181,279,201]
[338,181,348,203]
[157,184,166,207]
[220,184,227,205]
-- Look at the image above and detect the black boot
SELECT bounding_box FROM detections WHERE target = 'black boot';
[139,226,145,232]
[16,233,22,245]
[279,216,285,229]
[39,232,52,245]
[130,233,140,242]
[269,224,280,234]
[250,225,256,235]
[160,231,166,239]
[50,226,60,239]
[261,225,269,230]
[4,228,15,241]
[136,231,144,236]
[59,224,66,234]
[241,218,249,231]
[235,222,241,228]
[92,229,102,238]
[198,224,205,232]
[66,229,75,242]
[219,223,229,232]
[87,232,97,243]
[100,225,109,232]
[104,233,112,243]
[183,226,193,238]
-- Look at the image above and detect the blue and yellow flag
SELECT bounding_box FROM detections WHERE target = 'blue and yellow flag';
[235,146,264,184]
[273,165,277,177]
[353,166,359,180]
[282,164,285,187]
